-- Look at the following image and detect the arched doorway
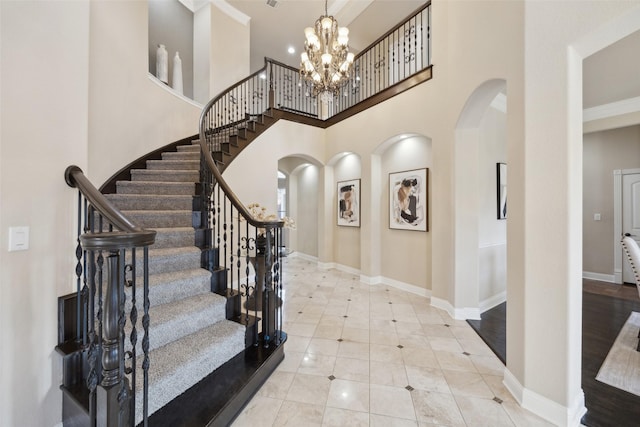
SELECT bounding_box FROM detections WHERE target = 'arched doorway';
[448,79,508,320]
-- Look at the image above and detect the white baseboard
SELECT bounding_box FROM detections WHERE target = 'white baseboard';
[290,251,318,263]
[379,276,431,298]
[582,271,615,283]
[359,274,430,297]
[480,291,506,313]
[333,263,360,275]
[614,268,623,284]
[504,368,586,426]
[430,296,481,320]
[359,274,382,285]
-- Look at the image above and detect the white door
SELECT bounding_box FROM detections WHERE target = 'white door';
[622,173,640,283]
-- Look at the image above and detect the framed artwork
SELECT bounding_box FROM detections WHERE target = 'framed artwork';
[337,179,360,227]
[497,163,507,220]
[389,168,428,231]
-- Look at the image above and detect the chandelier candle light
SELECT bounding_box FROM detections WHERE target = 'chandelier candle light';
[299,0,355,102]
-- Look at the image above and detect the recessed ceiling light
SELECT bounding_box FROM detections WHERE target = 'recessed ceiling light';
[288,46,295,54]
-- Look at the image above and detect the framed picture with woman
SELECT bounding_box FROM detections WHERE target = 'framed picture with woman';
[337,179,361,227]
[389,168,428,231]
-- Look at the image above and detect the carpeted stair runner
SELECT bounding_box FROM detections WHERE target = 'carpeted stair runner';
[106,141,245,424]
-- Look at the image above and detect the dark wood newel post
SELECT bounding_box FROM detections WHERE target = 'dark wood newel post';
[101,252,120,387]
[97,250,131,427]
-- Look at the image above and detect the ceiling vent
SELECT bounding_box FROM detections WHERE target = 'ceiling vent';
[266,0,278,7]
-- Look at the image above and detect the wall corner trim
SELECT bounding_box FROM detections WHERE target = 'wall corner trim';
[505,368,586,426]
[430,297,481,320]
[479,291,506,313]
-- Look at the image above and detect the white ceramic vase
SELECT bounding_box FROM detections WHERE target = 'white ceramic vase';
[172,52,183,94]
[156,44,168,84]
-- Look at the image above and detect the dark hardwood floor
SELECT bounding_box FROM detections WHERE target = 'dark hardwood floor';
[467,302,506,364]
[467,281,640,427]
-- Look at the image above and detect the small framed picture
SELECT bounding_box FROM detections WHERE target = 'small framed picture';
[337,179,361,227]
[389,168,428,231]
[497,163,507,220]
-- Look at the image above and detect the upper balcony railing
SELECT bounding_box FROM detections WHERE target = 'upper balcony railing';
[200,1,431,137]
[331,1,431,116]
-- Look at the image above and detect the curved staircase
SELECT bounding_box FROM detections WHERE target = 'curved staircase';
[105,142,246,423]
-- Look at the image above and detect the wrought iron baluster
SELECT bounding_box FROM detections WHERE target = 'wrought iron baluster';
[142,246,150,427]
[262,228,273,347]
[273,228,282,345]
[126,254,137,420]
[236,213,242,319]
[116,248,130,426]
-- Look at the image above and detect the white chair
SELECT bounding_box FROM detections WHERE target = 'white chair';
[620,235,640,351]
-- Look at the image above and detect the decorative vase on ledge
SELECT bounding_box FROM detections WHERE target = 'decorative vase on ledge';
[156,44,168,84]
[172,51,183,94]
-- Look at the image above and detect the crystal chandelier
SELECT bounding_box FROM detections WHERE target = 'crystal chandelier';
[299,0,355,100]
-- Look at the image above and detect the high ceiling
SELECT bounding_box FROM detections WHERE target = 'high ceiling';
[226,0,426,72]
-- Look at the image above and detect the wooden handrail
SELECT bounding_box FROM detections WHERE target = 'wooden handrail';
[198,141,283,230]
[65,165,156,246]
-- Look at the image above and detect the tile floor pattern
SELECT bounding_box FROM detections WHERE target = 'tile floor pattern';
[232,257,553,426]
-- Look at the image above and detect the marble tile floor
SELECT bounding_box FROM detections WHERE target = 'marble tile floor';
[232,257,552,427]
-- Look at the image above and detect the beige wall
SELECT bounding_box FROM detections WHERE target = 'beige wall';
[88,0,202,186]
[583,125,640,276]
[0,1,90,425]
[380,137,431,290]
[295,165,320,257]
[519,1,640,421]
[3,1,640,426]
[478,106,507,305]
[333,154,362,270]
[211,3,250,97]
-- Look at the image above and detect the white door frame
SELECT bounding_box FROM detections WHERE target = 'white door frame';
[613,168,640,283]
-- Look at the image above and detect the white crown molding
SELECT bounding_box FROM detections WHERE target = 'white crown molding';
[181,0,251,25]
[583,96,640,122]
[212,0,251,26]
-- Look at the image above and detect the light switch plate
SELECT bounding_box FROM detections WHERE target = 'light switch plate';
[594,213,601,221]
[8,226,29,251]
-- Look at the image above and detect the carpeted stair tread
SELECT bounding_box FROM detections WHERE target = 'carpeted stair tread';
[120,210,192,228]
[128,292,228,354]
[152,227,195,249]
[105,194,192,211]
[133,268,211,308]
[162,151,200,161]
[133,246,202,275]
[130,169,200,182]
[146,159,199,171]
[176,144,200,152]
[133,319,246,423]
[116,181,195,196]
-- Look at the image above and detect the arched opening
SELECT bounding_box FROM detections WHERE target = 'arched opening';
[369,134,433,295]
[447,79,508,320]
[279,155,324,259]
